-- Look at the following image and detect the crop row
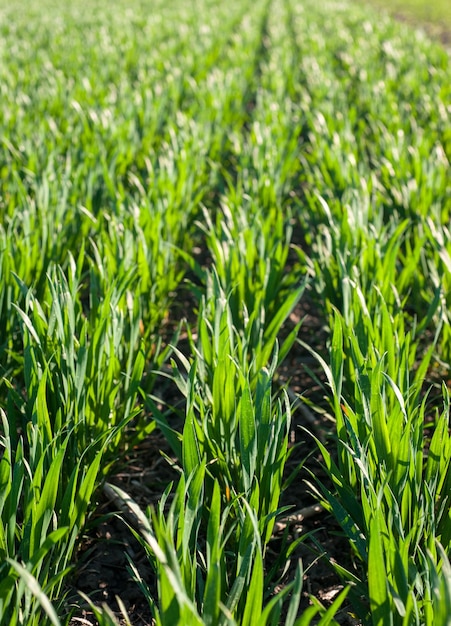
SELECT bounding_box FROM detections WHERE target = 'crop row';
[0,0,450,624]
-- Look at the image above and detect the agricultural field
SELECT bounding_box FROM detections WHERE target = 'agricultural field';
[367,0,451,44]
[0,0,450,624]
[369,0,451,23]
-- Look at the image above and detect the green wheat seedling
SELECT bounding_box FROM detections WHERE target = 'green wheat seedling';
[9,263,144,455]
[157,291,298,547]
[198,201,304,343]
[0,262,146,623]
[200,271,304,388]
[0,406,103,626]
[0,198,87,373]
[107,467,348,626]
[323,284,440,424]
[425,219,451,366]
[306,194,441,333]
[177,204,306,404]
[307,310,451,624]
[147,282,312,621]
[181,360,293,548]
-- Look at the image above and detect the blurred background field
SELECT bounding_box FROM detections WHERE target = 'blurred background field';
[366,0,451,44]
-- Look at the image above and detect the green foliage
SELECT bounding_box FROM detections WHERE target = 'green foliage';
[0,0,450,623]
[0,264,145,623]
[307,310,451,624]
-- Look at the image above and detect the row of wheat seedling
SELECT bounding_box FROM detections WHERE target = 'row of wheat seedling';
[110,1,451,623]
[287,1,451,624]
[108,0,348,622]
[0,0,320,622]
[1,0,451,623]
[0,0,260,621]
